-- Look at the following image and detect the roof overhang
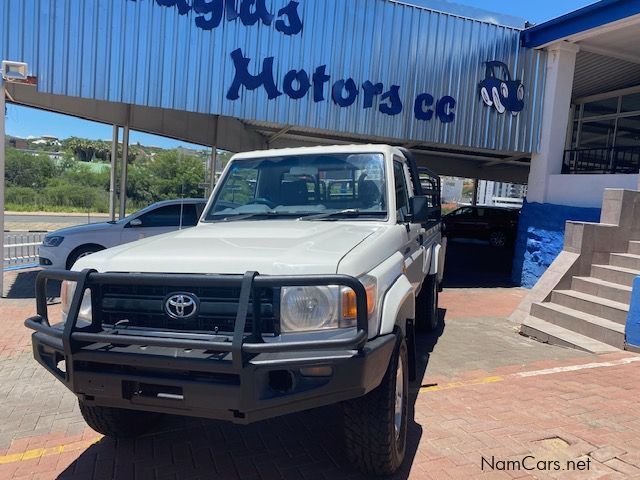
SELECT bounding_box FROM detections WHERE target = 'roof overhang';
[521,0,640,49]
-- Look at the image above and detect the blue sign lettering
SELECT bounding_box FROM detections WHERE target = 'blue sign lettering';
[227,49,456,122]
[132,0,302,35]
[227,49,282,100]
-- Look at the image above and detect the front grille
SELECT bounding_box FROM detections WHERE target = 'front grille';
[96,284,278,334]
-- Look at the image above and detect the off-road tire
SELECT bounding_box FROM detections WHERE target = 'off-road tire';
[342,334,408,476]
[415,274,439,331]
[79,401,160,438]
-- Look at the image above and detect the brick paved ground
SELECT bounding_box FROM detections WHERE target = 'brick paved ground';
[1,281,639,479]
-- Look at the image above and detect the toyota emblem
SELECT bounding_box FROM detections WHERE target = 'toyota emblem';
[164,293,199,319]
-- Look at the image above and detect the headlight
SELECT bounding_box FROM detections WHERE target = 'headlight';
[517,84,525,101]
[280,276,377,333]
[43,236,64,247]
[60,280,92,324]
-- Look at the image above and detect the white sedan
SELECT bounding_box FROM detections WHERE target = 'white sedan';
[38,199,207,270]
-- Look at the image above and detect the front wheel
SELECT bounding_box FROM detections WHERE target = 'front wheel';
[342,334,408,476]
[491,87,506,114]
[66,245,104,270]
[415,274,440,331]
[79,401,161,438]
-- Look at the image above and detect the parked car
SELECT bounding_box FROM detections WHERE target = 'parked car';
[443,205,519,248]
[39,199,207,270]
[479,61,524,115]
[27,145,445,477]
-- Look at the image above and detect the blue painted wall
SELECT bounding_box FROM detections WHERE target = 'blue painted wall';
[512,200,601,288]
[627,277,640,348]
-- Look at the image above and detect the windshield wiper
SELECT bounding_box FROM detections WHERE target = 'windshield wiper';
[211,211,285,222]
[299,209,365,221]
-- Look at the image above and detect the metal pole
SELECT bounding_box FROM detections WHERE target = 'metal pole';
[109,125,119,221]
[0,81,5,297]
[210,147,218,194]
[209,116,219,196]
[119,126,130,219]
[472,178,479,206]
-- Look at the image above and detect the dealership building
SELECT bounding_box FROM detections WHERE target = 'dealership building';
[1,0,640,348]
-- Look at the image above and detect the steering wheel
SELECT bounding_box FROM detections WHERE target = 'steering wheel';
[248,198,276,209]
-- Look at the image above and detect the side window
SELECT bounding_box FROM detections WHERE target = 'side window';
[179,204,199,227]
[393,161,410,222]
[476,208,486,218]
[138,204,195,227]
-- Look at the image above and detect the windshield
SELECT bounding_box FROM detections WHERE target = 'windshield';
[204,153,387,221]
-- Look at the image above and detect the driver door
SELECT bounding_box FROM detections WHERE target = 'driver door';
[394,159,424,291]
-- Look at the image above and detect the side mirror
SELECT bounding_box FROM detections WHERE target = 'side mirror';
[409,196,441,223]
[128,218,142,227]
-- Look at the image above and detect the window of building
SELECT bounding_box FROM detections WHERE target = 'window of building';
[570,89,640,151]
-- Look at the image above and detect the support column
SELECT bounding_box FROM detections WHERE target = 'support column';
[210,147,218,194]
[472,179,479,206]
[0,81,5,297]
[119,126,130,219]
[526,42,580,204]
[209,116,220,195]
[109,125,119,222]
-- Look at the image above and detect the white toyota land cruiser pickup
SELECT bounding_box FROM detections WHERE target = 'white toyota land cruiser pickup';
[26,144,444,476]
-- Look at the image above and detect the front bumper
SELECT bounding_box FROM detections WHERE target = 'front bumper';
[30,329,395,423]
[37,245,66,269]
[26,269,391,424]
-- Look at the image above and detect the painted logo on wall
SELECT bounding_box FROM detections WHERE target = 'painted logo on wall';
[479,61,524,116]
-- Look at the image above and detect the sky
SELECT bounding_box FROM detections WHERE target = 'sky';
[434,0,596,24]
[5,0,597,148]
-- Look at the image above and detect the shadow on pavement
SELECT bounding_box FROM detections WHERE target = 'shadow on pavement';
[442,238,516,288]
[57,310,448,479]
[4,269,61,300]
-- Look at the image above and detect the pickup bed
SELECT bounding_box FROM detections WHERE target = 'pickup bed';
[26,144,444,476]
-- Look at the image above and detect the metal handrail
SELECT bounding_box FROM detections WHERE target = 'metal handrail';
[562,146,640,174]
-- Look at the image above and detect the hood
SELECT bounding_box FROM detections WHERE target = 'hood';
[47,221,116,237]
[75,221,382,275]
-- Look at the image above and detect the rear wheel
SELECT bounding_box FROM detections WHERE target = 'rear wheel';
[342,334,408,476]
[79,401,161,438]
[489,230,508,248]
[415,274,439,331]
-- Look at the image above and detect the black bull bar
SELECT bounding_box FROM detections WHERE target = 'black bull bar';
[25,269,370,385]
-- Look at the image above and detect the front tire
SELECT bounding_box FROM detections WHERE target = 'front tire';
[491,87,506,114]
[415,274,440,331]
[66,245,104,270]
[79,401,160,438]
[342,334,408,476]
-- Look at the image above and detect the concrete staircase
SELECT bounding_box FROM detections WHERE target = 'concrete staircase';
[520,240,639,353]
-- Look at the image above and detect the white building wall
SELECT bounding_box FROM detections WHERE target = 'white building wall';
[546,174,640,208]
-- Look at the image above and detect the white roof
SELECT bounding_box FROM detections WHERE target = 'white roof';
[232,144,402,160]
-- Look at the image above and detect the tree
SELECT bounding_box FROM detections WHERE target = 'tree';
[5,149,56,188]
[144,150,206,200]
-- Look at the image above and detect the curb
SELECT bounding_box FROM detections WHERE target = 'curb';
[3,263,39,272]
